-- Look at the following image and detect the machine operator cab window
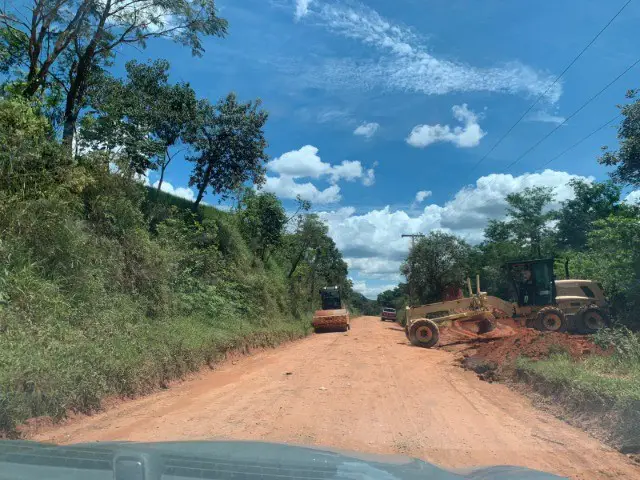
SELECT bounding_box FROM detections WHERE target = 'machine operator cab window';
[319,286,342,310]
[506,259,555,307]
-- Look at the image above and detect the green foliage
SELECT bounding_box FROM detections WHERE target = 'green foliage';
[2,0,227,141]
[80,61,170,174]
[0,98,68,196]
[0,103,350,434]
[556,180,621,251]
[187,94,269,209]
[569,209,640,327]
[349,292,379,315]
[599,91,640,185]
[594,326,640,362]
[504,186,556,257]
[515,350,640,448]
[377,284,409,310]
[402,232,471,304]
[239,191,287,261]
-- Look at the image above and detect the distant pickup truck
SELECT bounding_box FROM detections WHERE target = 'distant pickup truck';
[380,307,397,322]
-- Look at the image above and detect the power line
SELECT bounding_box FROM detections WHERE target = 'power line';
[463,0,633,178]
[452,56,639,208]
[503,57,640,172]
[537,114,621,170]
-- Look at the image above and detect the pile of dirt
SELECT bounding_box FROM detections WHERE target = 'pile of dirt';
[451,327,607,382]
[472,328,605,366]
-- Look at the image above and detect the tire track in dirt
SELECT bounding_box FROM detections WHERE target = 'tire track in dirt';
[32,317,638,479]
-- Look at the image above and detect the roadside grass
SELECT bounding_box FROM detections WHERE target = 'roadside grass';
[0,307,310,436]
[515,330,640,450]
[0,182,313,437]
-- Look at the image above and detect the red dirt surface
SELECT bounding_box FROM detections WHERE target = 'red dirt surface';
[472,327,605,366]
[30,317,636,479]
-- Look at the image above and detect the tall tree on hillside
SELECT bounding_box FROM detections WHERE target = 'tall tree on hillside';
[152,78,197,197]
[401,232,471,304]
[286,214,327,279]
[599,91,640,185]
[79,60,197,180]
[556,180,621,251]
[239,191,287,261]
[187,94,269,210]
[80,61,164,174]
[0,0,227,144]
[504,186,555,257]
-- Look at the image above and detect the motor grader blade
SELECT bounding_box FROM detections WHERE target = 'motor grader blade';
[406,310,498,348]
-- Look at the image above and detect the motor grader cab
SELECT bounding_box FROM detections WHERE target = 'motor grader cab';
[312,286,350,332]
[505,259,609,334]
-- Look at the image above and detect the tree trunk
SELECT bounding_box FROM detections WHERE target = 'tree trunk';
[61,0,111,147]
[288,240,309,278]
[156,150,173,199]
[62,97,77,150]
[564,257,570,279]
[193,186,206,211]
[192,162,213,211]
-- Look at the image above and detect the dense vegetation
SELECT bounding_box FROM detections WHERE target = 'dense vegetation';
[0,1,354,435]
[380,179,640,329]
[373,91,640,446]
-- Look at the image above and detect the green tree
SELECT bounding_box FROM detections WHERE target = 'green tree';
[377,283,408,309]
[401,232,471,304]
[556,180,621,251]
[79,64,164,175]
[0,97,66,196]
[239,191,286,261]
[571,207,640,327]
[187,94,269,210]
[80,59,197,183]
[504,186,555,257]
[285,214,327,279]
[599,91,640,185]
[1,0,227,144]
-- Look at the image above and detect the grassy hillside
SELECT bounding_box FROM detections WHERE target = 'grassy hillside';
[0,97,353,437]
[0,175,316,435]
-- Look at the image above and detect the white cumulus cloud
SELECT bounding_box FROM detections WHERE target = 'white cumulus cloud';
[268,145,367,183]
[294,0,312,20]
[151,180,196,202]
[407,104,485,149]
[352,280,398,299]
[362,168,375,187]
[414,190,432,203]
[329,160,364,183]
[319,169,592,286]
[353,122,380,138]
[263,175,341,204]
[299,3,562,103]
[268,145,329,178]
[624,190,640,204]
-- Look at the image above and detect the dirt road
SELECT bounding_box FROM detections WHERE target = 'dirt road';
[34,317,637,479]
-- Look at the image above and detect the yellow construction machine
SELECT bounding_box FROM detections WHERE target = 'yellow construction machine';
[405,258,610,348]
[312,286,350,332]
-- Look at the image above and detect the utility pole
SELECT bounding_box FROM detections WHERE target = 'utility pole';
[401,233,425,247]
[401,234,425,306]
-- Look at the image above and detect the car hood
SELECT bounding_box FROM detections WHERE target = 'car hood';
[0,440,564,479]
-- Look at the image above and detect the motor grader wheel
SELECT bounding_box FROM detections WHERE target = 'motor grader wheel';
[408,318,440,348]
[577,306,609,334]
[535,306,567,333]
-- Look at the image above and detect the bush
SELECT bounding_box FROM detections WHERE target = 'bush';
[0,168,314,436]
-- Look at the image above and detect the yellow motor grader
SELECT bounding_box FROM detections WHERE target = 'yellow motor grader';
[405,258,610,348]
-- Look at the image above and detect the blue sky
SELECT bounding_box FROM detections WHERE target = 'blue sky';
[129,0,640,298]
